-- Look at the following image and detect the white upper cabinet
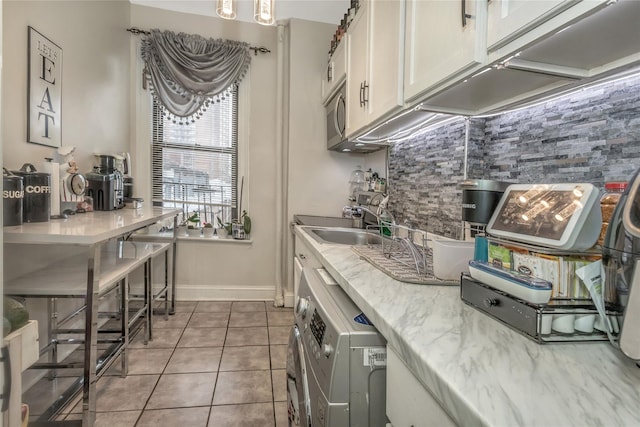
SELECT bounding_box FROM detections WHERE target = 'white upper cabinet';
[346,0,404,138]
[346,3,370,137]
[328,0,639,137]
[486,0,578,52]
[415,0,636,115]
[321,37,348,106]
[404,0,487,103]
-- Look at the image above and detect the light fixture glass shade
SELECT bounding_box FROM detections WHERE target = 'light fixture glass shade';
[216,0,236,20]
[254,0,275,25]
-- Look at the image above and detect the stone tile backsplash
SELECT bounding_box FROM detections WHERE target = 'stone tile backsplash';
[388,74,640,239]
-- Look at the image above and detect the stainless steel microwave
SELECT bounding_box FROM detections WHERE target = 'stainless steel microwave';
[326,85,346,150]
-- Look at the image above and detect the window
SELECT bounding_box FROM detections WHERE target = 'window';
[151,84,238,226]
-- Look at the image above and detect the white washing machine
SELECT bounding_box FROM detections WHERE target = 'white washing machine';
[287,267,388,427]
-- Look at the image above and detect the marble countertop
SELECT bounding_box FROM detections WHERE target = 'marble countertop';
[4,207,180,245]
[294,225,640,427]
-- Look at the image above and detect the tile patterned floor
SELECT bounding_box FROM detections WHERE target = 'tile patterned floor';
[58,301,293,427]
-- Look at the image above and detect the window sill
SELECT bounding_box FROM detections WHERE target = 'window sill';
[177,235,253,244]
[134,230,252,244]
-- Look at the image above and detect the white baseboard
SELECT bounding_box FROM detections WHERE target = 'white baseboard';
[284,291,295,308]
[176,284,277,301]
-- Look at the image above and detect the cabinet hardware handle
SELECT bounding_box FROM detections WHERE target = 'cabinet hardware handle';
[362,81,369,106]
[359,82,365,107]
[461,0,473,27]
[1,345,12,412]
[483,297,499,308]
[299,254,306,260]
[327,63,333,82]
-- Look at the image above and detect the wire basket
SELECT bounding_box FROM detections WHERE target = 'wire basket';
[352,223,458,285]
[380,223,428,276]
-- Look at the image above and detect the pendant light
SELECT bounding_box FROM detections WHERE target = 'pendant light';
[216,0,236,20]
[254,0,275,25]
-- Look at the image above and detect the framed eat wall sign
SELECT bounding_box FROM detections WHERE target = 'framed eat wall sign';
[28,26,62,148]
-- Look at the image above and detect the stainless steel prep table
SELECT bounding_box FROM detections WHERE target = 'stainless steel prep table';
[3,207,180,427]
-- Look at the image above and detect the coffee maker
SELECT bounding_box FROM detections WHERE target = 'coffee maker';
[86,154,124,211]
[603,168,640,360]
[460,179,510,238]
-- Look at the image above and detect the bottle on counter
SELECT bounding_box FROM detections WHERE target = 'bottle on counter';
[599,181,628,246]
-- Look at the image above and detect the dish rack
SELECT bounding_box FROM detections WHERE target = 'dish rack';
[351,223,458,285]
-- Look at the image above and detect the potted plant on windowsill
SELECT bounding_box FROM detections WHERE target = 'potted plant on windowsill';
[186,212,201,237]
[203,222,214,238]
[216,216,232,239]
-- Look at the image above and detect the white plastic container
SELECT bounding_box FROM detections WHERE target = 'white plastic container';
[430,238,475,281]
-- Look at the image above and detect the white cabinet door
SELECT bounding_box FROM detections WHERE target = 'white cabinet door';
[346,2,370,137]
[346,0,404,138]
[386,346,457,427]
[321,38,348,105]
[487,0,578,51]
[293,232,322,303]
[368,0,404,123]
[404,0,485,103]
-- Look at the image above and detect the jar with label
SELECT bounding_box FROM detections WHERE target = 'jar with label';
[598,181,628,246]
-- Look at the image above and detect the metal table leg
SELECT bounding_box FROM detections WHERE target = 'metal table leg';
[82,243,100,427]
[170,215,177,314]
[120,277,129,378]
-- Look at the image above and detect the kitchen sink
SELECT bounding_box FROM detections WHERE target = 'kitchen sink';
[306,227,383,246]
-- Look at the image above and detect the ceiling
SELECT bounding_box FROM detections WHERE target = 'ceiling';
[130,0,349,25]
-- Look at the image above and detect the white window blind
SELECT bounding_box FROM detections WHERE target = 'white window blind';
[151,84,238,226]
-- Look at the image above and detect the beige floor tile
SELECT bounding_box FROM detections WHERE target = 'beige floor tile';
[220,346,270,372]
[150,299,172,315]
[274,401,288,427]
[271,369,287,402]
[128,328,183,349]
[267,311,294,326]
[106,348,173,376]
[270,345,288,370]
[153,312,191,329]
[96,375,159,412]
[225,327,269,346]
[95,410,141,427]
[231,301,266,312]
[195,301,232,312]
[136,406,210,427]
[229,311,267,327]
[189,312,230,328]
[178,327,227,347]
[212,370,272,405]
[268,326,291,345]
[146,372,217,409]
[173,301,198,313]
[164,347,222,373]
[208,402,274,427]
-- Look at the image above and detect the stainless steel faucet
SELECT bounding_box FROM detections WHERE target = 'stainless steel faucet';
[359,206,395,229]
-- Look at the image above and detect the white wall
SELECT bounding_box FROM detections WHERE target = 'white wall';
[2,1,131,391]
[282,19,390,305]
[2,0,130,172]
[1,0,4,334]
[286,19,370,219]
[130,5,281,301]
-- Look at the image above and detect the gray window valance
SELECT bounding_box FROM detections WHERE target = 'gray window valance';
[141,29,251,124]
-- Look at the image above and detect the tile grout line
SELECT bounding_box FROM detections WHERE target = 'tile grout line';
[133,305,196,426]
